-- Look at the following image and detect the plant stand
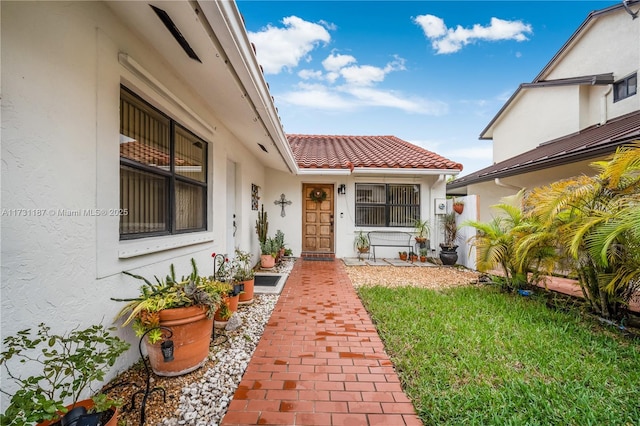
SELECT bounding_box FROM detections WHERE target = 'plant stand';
[127,327,173,426]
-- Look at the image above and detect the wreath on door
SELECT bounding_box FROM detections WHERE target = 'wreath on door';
[309,187,328,203]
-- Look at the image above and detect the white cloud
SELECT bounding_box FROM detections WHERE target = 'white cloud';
[322,53,356,71]
[249,15,443,115]
[278,83,356,110]
[340,65,387,86]
[414,14,533,54]
[248,16,332,74]
[276,80,447,115]
[298,69,324,80]
[414,14,447,38]
[339,56,406,86]
[343,86,448,115]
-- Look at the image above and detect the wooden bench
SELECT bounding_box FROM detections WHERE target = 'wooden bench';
[367,231,413,262]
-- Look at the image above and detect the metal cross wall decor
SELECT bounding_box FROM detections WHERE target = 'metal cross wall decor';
[274,193,292,217]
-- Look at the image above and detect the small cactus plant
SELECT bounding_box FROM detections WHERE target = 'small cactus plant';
[255,204,268,245]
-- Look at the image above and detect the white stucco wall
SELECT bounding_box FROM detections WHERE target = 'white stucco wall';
[1,1,268,405]
[491,86,580,162]
[261,170,452,260]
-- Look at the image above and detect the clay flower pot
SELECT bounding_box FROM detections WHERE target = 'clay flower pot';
[145,306,213,377]
[239,278,254,304]
[261,254,275,269]
[453,203,464,214]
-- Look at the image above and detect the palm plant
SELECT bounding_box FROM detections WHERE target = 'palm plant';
[522,142,640,318]
[463,198,538,290]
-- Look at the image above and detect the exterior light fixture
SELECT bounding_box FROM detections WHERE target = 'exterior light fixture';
[338,184,346,195]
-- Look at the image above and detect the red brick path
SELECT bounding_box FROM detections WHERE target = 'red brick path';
[221,259,421,426]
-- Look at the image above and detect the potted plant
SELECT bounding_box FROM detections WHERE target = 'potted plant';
[452,198,464,214]
[0,323,129,426]
[409,251,418,262]
[419,248,428,262]
[112,259,223,376]
[274,230,286,261]
[399,251,408,261]
[354,230,370,260]
[211,280,235,329]
[439,212,459,265]
[229,248,255,305]
[413,218,430,248]
[260,237,277,269]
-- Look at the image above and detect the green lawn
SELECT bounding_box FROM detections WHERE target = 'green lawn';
[357,285,640,426]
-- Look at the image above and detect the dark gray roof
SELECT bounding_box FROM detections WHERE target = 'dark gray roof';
[447,111,640,190]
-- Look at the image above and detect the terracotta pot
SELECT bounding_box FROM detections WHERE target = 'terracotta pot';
[399,253,408,261]
[37,398,118,426]
[453,203,464,214]
[227,293,239,313]
[410,255,418,262]
[420,256,427,263]
[214,296,234,322]
[261,254,275,269]
[239,278,254,304]
[145,305,213,377]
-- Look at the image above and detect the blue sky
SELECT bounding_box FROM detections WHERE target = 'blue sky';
[237,1,617,175]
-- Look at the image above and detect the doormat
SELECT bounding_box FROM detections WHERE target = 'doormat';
[254,275,280,287]
[254,273,287,295]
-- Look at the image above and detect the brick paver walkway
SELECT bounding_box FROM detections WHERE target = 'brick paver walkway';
[222,259,421,426]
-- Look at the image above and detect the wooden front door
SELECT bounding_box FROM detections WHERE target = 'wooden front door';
[302,184,334,254]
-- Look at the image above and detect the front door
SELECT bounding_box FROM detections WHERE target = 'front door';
[302,183,334,254]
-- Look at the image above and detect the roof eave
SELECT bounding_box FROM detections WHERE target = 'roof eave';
[352,167,460,176]
[297,167,461,176]
[447,138,637,190]
[198,1,299,174]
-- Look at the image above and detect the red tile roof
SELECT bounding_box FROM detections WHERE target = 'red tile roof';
[287,134,463,171]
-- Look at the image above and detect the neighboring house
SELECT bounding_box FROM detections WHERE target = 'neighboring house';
[1,0,461,401]
[447,1,640,223]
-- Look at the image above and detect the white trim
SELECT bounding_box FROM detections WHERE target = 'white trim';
[296,169,353,175]
[118,52,214,136]
[118,232,215,258]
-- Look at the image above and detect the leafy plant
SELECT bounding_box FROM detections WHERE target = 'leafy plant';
[440,212,458,249]
[0,323,129,426]
[413,218,430,240]
[521,142,640,318]
[260,238,278,257]
[229,249,254,281]
[463,198,540,291]
[112,259,224,343]
[354,230,370,251]
[274,230,285,252]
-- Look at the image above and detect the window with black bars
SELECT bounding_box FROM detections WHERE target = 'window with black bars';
[355,183,420,227]
[119,87,207,239]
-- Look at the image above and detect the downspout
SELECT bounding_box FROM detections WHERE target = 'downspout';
[600,84,613,125]
[430,174,445,253]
